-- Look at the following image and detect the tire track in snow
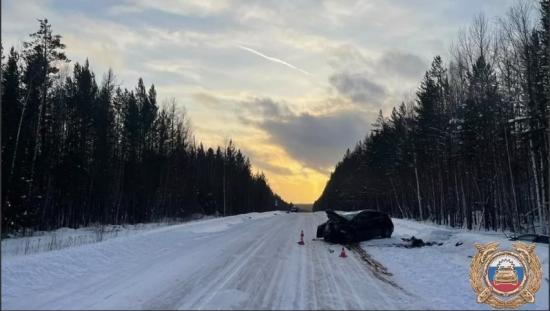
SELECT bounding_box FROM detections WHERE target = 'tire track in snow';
[310,213,363,310]
[141,216,282,309]
[306,214,347,309]
[193,217,290,309]
[307,212,415,310]
[171,217,286,309]
[262,214,304,309]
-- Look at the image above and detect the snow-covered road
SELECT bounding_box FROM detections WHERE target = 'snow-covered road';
[2,212,548,310]
[2,212,423,309]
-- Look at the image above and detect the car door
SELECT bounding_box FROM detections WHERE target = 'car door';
[350,211,384,241]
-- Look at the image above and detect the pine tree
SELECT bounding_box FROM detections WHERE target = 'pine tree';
[2,48,23,232]
[2,48,21,180]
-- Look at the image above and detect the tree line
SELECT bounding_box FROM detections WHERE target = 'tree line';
[314,1,549,234]
[1,19,289,235]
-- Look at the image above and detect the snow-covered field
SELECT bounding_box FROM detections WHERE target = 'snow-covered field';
[1,212,548,310]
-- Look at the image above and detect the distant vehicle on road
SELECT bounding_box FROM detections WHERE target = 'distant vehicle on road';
[316,210,393,244]
[290,206,298,212]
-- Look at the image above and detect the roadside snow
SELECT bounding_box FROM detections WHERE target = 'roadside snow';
[1,212,279,257]
[362,218,549,310]
[1,215,217,257]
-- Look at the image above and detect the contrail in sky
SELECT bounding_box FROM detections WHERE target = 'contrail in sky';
[237,45,313,77]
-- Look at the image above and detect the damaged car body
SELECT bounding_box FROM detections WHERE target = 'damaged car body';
[316,210,394,244]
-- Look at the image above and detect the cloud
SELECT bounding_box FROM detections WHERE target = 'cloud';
[325,45,429,111]
[192,92,222,108]
[107,4,143,15]
[378,50,427,79]
[329,71,387,105]
[241,97,292,120]
[259,109,368,172]
[242,153,294,176]
[108,0,230,17]
[328,44,375,72]
[237,45,313,77]
[144,60,202,83]
[227,97,368,173]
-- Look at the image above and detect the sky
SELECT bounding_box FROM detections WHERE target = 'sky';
[2,0,520,204]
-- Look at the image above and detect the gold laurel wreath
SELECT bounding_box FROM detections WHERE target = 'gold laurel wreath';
[470,242,542,309]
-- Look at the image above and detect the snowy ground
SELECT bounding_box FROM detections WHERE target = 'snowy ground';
[362,218,549,310]
[1,215,214,257]
[2,212,548,310]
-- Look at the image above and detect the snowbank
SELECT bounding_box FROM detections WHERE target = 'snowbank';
[2,222,179,257]
[1,212,279,257]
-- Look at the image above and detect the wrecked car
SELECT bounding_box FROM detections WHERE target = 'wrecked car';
[509,234,549,244]
[316,209,393,244]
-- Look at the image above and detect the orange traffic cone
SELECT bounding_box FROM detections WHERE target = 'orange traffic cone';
[297,230,305,245]
[339,246,347,258]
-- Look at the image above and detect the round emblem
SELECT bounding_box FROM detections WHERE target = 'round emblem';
[484,251,526,296]
[470,242,542,309]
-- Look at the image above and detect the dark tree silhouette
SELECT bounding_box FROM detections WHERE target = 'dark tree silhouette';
[314,1,549,235]
[1,20,288,235]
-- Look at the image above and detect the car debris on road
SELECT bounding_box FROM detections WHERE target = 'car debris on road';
[400,236,443,248]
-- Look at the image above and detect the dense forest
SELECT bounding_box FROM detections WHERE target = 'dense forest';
[314,1,549,234]
[1,20,289,234]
